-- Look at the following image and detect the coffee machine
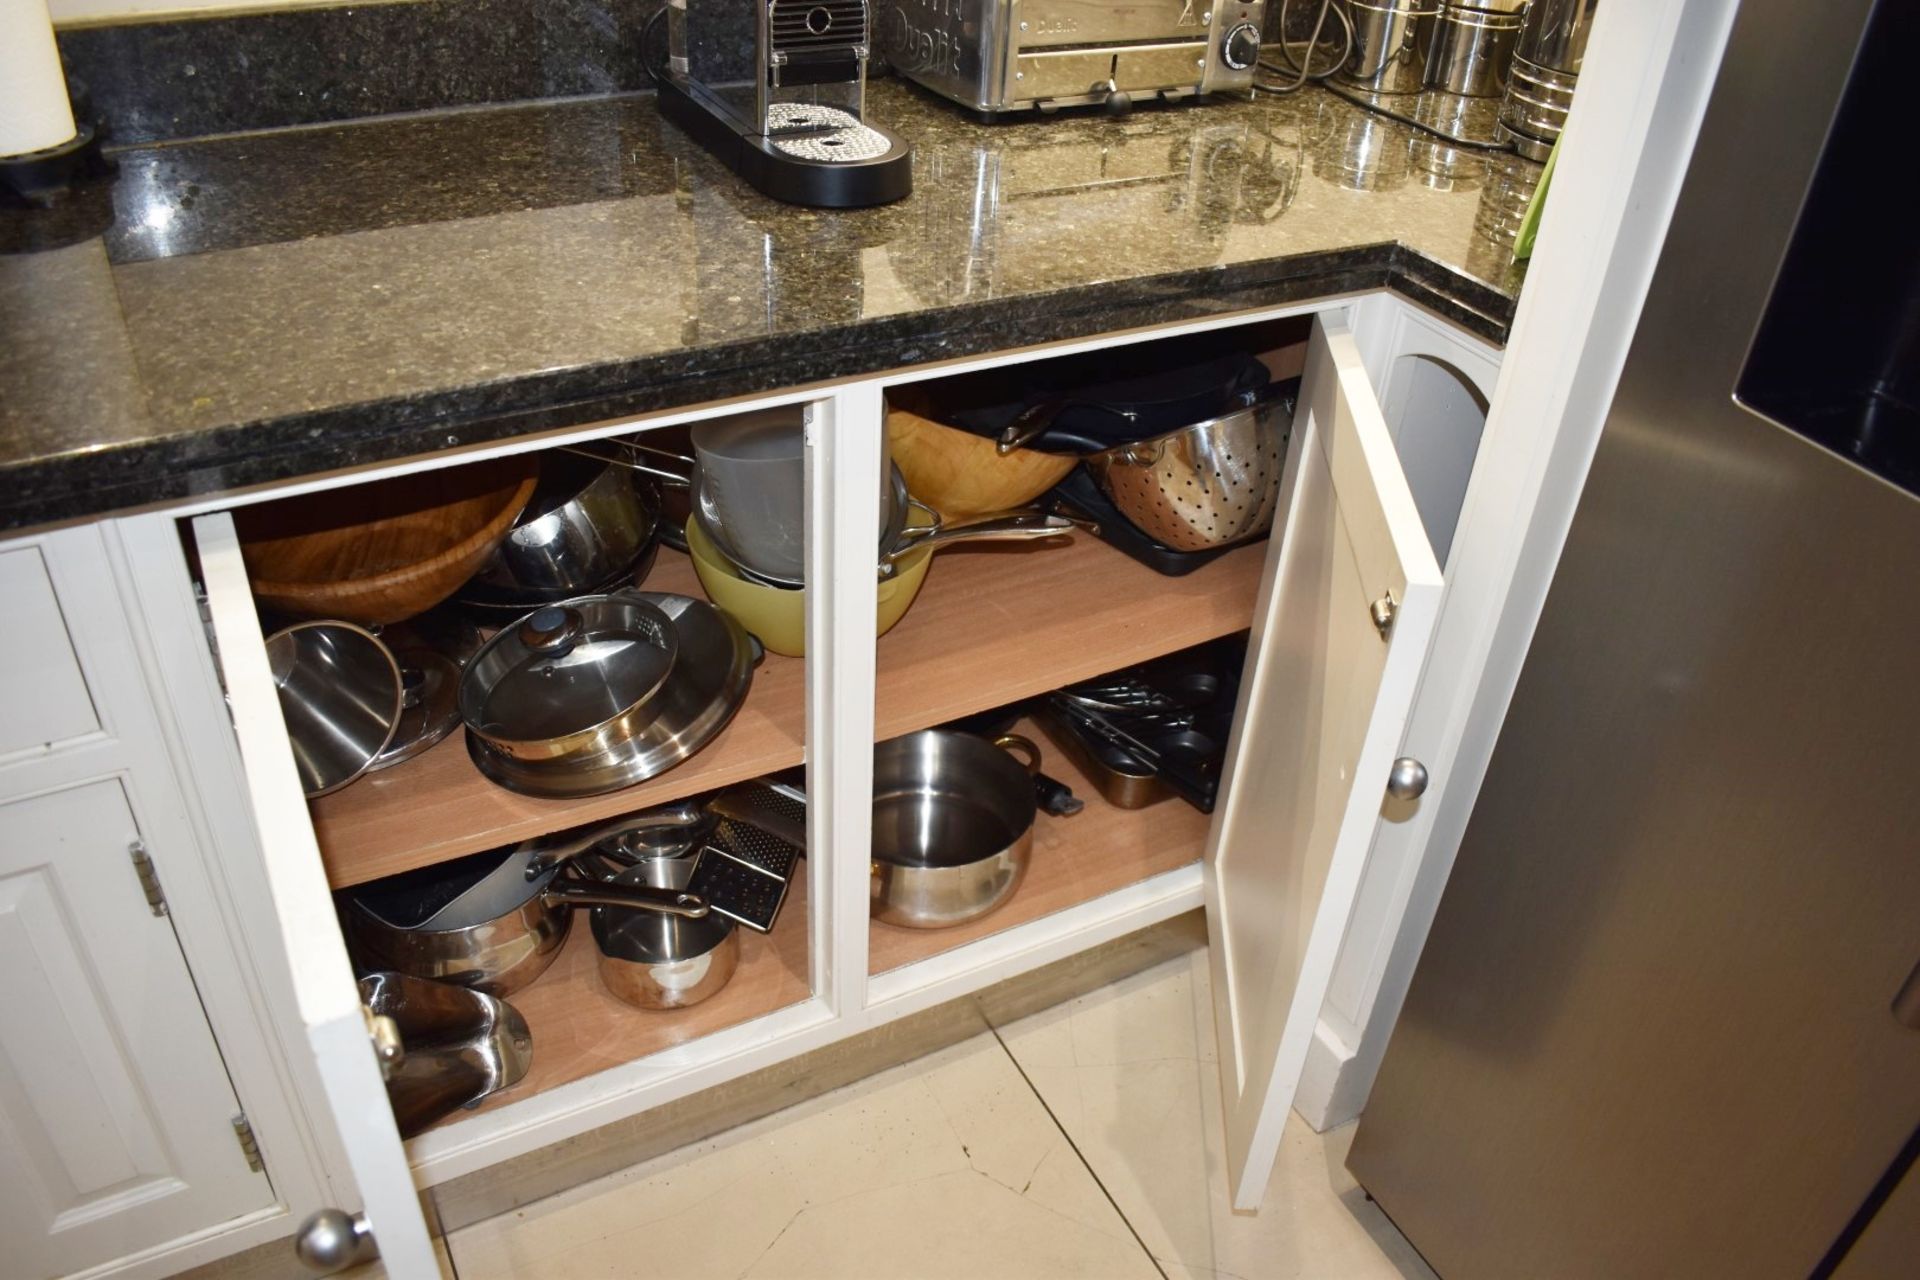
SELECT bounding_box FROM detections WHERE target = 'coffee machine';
[657,0,913,207]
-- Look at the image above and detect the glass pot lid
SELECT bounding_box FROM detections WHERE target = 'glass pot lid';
[460,595,679,745]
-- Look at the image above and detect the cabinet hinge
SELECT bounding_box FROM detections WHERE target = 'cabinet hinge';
[231,1113,267,1174]
[194,584,237,726]
[1370,592,1399,639]
[129,840,168,917]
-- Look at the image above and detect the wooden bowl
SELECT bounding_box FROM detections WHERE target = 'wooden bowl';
[886,406,1078,524]
[237,457,539,625]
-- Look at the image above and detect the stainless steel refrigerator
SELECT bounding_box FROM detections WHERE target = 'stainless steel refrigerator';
[1346,0,1920,1276]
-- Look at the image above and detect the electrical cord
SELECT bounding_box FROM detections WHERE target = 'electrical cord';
[1253,0,1519,153]
[1254,0,1351,93]
[643,4,669,86]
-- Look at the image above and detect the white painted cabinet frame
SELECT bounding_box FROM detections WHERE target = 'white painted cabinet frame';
[163,291,1466,1270]
[119,0,1738,1237]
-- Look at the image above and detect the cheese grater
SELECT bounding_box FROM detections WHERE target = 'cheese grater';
[707,780,807,850]
[688,780,807,933]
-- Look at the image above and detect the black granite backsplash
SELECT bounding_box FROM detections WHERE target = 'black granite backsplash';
[58,0,665,146]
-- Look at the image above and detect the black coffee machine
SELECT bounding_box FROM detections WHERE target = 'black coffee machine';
[655,0,913,207]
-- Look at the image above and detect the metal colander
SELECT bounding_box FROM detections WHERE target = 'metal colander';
[1085,395,1291,551]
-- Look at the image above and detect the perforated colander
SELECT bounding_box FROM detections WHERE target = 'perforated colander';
[1085,394,1292,552]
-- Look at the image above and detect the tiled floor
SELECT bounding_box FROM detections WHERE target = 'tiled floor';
[445,949,1434,1280]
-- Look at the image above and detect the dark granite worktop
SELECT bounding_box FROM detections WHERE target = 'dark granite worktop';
[0,80,1537,531]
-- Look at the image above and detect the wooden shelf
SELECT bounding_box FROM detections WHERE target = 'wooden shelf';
[867,716,1211,976]
[442,874,812,1125]
[313,531,1261,890]
[874,533,1264,741]
[310,551,806,887]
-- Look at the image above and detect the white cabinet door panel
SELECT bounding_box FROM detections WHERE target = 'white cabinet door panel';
[192,512,439,1279]
[0,546,100,758]
[1206,313,1443,1209]
[0,778,268,1278]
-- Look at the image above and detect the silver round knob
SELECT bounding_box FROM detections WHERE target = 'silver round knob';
[1386,757,1429,801]
[294,1209,376,1273]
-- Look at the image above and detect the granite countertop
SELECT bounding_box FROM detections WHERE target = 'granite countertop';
[0,80,1538,530]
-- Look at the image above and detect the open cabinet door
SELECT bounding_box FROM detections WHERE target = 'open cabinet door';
[1205,313,1443,1210]
[194,513,441,1278]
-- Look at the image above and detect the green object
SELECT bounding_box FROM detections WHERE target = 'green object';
[1512,133,1560,261]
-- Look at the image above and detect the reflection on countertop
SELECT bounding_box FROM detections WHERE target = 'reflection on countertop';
[0,80,1537,529]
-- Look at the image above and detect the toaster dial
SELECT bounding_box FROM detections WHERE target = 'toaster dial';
[1221,22,1262,71]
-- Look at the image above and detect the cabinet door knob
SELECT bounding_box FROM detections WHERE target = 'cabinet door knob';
[1386,757,1429,801]
[294,1208,377,1273]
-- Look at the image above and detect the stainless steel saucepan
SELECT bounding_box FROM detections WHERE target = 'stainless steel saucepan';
[343,806,710,995]
[870,731,1041,929]
[590,855,740,1009]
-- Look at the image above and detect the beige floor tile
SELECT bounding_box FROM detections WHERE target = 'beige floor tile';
[994,955,1433,1280]
[743,1167,1160,1279]
[447,1031,1156,1280]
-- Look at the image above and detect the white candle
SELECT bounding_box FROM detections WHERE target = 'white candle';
[0,0,78,158]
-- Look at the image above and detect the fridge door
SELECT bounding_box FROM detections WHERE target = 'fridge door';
[194,512,440,1278]
[1205,312,1443,1210]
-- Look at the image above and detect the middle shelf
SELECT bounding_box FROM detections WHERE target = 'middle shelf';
[315,531,1266,888]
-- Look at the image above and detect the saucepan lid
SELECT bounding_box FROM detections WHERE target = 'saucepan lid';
[458,594,679,748]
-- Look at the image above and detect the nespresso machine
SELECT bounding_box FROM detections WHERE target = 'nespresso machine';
[657,0,913,207]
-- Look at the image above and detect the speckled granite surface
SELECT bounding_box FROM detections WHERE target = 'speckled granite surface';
[0,82,1537,530]
[57,0,662,145]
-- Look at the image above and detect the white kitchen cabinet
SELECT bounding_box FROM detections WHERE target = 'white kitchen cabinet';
[0,781,270,1278]
[146,293,1494,1274]
[0,527,277,1280]
[28,2,1721,1264]
[1205,316,1443,1208]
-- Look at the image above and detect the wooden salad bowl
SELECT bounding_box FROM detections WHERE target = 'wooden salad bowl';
[237,456,539,625]
[886,404,1077,524]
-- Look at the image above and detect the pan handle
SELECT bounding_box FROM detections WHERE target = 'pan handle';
[993,733,1042,775]
[561,440,695,488]
[995,399,1138,455]
[542,879,709,918]
[520,801,709,881]
[880,512,1094,569]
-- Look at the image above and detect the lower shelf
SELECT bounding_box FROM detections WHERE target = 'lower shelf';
[868,716,1212,976]
[432,716,1208,1128]
[446,874,814,1124]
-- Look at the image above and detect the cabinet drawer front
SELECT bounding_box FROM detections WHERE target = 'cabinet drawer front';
[0,545,100,757]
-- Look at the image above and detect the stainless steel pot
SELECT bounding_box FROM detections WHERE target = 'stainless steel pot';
[344,808,710,996]
[459,453,662,609]
[266,621,405,797]
[1419,0,1526,98]
[1338,0,1437,94]
[357,971,533,1136]
[591,856,739,1009]
[871,731,1040,929]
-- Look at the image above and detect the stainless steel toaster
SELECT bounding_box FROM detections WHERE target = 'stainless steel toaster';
[880,0,1269,116]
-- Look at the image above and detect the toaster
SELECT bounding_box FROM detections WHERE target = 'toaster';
[881,0,1269,116]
